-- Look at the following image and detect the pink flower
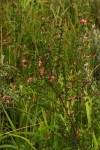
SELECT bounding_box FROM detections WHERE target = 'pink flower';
[26,77,33,83]
[80,19,87,24]
[39,69,44,76]
[3,39,7,45]
[23,64,27,68]
[5,99,10,104]
[28,77,33,81]
[56,34,61,39]
[64,133,67,137]
[41,17,45,21]
[10,83,15,89]
[2,96,10,104]
[22,59,27,68]
[50,75,55,82]
[2,96,7,100]
[22,59,27,63]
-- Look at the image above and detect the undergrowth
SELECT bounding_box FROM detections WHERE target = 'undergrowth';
[0,0,100,150]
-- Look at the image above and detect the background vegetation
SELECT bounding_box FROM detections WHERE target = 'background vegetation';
[0,0,100,149]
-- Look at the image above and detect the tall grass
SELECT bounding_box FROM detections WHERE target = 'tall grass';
[0,0,100,149]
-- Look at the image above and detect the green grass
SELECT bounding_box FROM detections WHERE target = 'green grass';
[0,0,100,149]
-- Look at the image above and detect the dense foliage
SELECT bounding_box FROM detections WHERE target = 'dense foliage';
[0,0,100,149]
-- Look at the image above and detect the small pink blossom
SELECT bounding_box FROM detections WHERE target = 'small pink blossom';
[10,83,15,89]
[22,59,27,63]
[50,75,55,82]
[28,77,33,81]
[5,99,10,104]
[26,77,33,83]
[39,69,44,76]
[64,133,67,137]
[3,39,7,45]
[23,64,27,68]
[2,96,10,104]
[22,59,27,68]
[80,19,87,24]
[41,17,45,21]
[2,96,7,100]
[56,34,61,39]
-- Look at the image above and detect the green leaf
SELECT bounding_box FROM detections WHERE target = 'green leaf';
[92,132,99,150]
[2,104,16,131]
[0,145,18,149]
[86,101,91,128]
[9,134,36,150]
